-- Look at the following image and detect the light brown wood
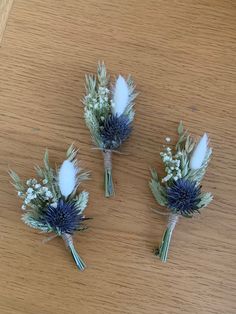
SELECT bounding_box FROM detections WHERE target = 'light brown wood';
[0,0,13,43]
[0,1,235,313]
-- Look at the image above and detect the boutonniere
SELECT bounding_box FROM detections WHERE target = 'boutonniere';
[10,145,90,271]
[83,62,137,197]
[150,122,213,262]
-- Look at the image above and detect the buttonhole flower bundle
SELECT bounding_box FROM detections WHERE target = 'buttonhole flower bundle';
[149,122,213,262]
[83,62,138,197]
[9,145,90,271]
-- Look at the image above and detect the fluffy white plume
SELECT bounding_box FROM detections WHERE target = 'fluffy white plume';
[190,133,209,170]
[58,160,78,198]
[112,75,129,116]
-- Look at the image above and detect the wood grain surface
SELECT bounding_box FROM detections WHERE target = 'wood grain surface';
[0,1,236,313]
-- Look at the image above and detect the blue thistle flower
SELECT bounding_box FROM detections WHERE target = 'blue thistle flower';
[41,199,84,235]
[100,114,132,150]
[167,179,201,216]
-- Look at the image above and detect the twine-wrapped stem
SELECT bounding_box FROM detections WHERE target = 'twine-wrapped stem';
[155,213,179,262]
[62,233,86,271]
[103,150,114,197]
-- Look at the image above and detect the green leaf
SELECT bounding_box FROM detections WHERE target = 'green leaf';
[123,75,138,123]
[43,150,50,171]
[9,170,25,192]
[84,110,103,147]
[176,132,187,151]
[9,170,20,183]
[66,144,78,162]
[97,61,109,87]
[179,151,189,178]
[197,192,213,209]
[74,191,89,213]
[34,165,44,178]
[150,168,158,181]
[186,147,212,183]
[85,74,97,97]
[22,212,52,232]
[178,121,184,135]
[149,170,167,206]
[187,142,195,154]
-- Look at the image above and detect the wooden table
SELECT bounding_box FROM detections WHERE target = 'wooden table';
[0,1,235,313]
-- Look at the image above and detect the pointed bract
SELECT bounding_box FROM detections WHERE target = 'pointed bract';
[112,75,129,116]
[190,133,209,170]
[59,160,78,198]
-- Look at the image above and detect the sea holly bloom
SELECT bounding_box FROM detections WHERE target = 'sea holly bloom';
[10,145,90,271]
[83,62,137,197]
[100,114,132,150]
[149,122,213,262]
[167,179,201,215]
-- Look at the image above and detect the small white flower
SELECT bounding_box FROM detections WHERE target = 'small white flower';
[176,151,182,157]
[163,156,170,162]
[26,195,32,201]
[58,160,78,198]
[46,191,53,198]
[26,179,32,186]
[50,202,58,208]
[18,191,23,197]
[24,198,30,204]
[35,184,41,189]
[165,137,171,142]
[42,179,48,184]
[190,133,209,170]
[21,205,26,210]
[112,75,129,117]
[27,188,34,194]
[162,174,173,182]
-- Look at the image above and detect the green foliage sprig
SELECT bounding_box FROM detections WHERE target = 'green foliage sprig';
[10,145,90,271]
[83,62,137,197]
[150,122,213,262]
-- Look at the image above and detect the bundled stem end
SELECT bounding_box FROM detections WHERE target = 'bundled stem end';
[62,234,86,271]
[156,214,179,263]
[103,150,114,197]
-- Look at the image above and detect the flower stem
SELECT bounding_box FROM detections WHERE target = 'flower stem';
[155,214,179,262]
[62,234,86,271]
[103,150,114,197]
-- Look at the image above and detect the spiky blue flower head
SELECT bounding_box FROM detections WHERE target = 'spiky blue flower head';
[167,179,201,216]
[41,199,84,235]
[100,114,132,150]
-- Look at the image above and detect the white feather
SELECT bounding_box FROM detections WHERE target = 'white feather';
[190,133,209,170]
[58,160,78,198]
[112,75,129,116]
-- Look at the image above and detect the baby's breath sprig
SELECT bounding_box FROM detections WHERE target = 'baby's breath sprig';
[83,62,138,197]
[10,145,90,271]
[149,122,213,262]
